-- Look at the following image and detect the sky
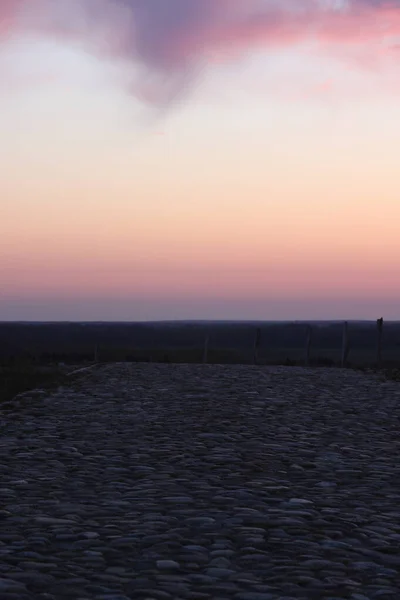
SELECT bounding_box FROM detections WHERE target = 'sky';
[1,0,400,321]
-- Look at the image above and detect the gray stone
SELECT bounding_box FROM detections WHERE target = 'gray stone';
[156,560,181,570]
[205,567,236,578]
[234,594,275,600]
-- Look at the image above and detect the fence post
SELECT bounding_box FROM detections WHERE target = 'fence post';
[254,328,261,365]
[305,325,312,367]
[203,333,210,364]
[376,317,383,369]
[341,321,349,367]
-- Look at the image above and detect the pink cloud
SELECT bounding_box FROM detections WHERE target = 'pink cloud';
[81,1,400,64]
[1,1,400,103]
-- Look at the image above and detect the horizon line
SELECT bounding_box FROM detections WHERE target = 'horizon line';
[0,319,397,325]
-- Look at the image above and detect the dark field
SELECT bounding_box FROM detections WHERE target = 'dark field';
[2,320,400,366]
[1,320,400,404]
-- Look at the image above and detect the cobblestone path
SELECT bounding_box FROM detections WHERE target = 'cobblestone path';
[1,363,400,599]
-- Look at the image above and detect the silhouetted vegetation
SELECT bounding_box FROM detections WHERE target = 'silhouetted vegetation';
[0,363,70,405]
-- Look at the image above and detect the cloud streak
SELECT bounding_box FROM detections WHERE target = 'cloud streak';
[1,0,400,103]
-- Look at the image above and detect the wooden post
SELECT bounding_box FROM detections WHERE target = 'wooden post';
[203,333,210,364]
[254,328,261,365]
[341,321,349,368]
[376,317,383,369]
[305,325,312,367]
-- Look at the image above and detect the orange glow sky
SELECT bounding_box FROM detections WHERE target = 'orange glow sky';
[1,1,400,320]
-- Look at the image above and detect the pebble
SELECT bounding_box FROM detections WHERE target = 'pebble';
[0,363,399,599]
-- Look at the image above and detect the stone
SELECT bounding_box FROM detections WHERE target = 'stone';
[156,560,180,570]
